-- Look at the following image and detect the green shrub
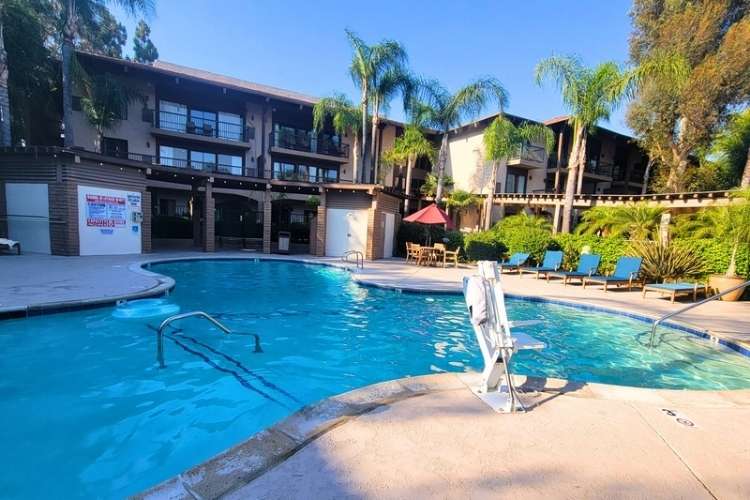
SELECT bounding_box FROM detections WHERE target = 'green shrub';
[496,227,556,264]
[552,234,629,274]
[672,239,750,278]
[464,230,506,261]
[443,230,465,255]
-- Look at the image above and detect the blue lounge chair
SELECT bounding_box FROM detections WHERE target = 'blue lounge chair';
[583,256,643,292]
[642,282,709,303]
[547,254,601,285]
[519,250,563,278]
[498,252,529,273]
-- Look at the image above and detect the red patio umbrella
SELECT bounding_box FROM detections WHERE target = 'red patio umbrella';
[403,203,455,229]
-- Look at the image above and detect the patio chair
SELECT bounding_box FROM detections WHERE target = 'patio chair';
[433,243,459,268]
[546,253,601,286]
[642,282,709,303]
[519,250,563,278]
[583,256,644,292]
[0,238,20,255]
[405,242,422,264]
[497,253,529,273]
[463,261,545,413]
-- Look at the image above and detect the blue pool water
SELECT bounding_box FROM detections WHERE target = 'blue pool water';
[1,259,748,498]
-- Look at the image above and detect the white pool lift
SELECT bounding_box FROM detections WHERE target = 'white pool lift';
[463,261,546,413]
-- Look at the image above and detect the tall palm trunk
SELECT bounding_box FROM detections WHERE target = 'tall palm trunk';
[404,152,415,213]
[62,0,77,148]
[435,132,449,204]
[575,129,588,194]
[740,145,750,188]
[483,160,499,230]
[561,124,584,233]
[351,134,360,184]
[359,86,368,182]
[370,102,380,183]
[0,22,11,147]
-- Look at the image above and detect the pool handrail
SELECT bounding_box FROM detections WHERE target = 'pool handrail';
[157,311,262,367]
[648,280,749,348]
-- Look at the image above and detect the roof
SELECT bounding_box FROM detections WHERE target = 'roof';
[77,51,319,107]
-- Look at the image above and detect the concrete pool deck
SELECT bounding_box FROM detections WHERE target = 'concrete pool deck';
[2,251,749,499]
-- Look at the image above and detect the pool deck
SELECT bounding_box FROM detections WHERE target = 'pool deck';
[2,251,750,499]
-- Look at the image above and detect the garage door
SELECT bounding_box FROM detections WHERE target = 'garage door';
[325,208,368,257]
[5,183,51,254]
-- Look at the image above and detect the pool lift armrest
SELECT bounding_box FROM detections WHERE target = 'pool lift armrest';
[463,261,546,413]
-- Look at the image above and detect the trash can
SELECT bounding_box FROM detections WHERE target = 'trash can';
[277,231,291,254]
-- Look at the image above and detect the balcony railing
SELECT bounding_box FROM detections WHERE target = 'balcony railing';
[509,144,547,165]
[272,170,339,183]
[156,110,252,142]
[270,130,349,158]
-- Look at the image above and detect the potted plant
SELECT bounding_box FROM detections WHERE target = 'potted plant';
[679,190,750,300]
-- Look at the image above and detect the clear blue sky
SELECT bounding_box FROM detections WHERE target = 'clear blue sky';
[113,0,635,134]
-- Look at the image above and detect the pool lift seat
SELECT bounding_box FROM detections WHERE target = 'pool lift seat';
[463,261,545,413]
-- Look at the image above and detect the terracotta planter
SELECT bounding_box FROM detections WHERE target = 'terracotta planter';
[708,274,747,301]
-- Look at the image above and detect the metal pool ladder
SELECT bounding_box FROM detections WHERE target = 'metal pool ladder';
[648,280,749,348]
[341,250,364,270]
[156,311,262,368]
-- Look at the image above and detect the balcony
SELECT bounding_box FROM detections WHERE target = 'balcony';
[269,129,349,161]
[152,110,253,147]
[99,148,257,177]
[506,144,547,169]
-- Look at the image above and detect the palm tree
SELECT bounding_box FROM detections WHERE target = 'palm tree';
[482,115,554,229]
[420,173,453,198]
[382,124,435,212]
[61,0,153,148]
[313,93,363,182]
[0,19,10,146]
[369,67,413,183]
[576,204,665,240]
[673,189,750,277]
[345,29,407,182]
[445,189,479,225]
[415,77,508,205]
[81,72,134,152]
[535,56,629,233]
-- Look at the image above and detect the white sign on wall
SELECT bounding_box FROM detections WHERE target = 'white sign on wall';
[77,185,142,255]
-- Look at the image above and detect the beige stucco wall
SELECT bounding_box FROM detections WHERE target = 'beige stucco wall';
[71,78,155,156]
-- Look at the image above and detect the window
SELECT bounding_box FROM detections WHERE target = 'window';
[190,151,216,170]
[189,109,217,136]
[218,112,243,141]
[102,137,128,158]
[159,100,187,132]
[273,161,296,180]
[504,168,528,194]
[159,146,188,167]
[218,154,243,175]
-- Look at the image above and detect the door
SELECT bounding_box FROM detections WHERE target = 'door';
[383,212,395,258]
[5,183,51,254]
[325,208,368,257]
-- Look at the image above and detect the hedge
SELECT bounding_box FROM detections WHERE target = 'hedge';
[464,231,506,261]
[497,227,557,264]
[672,239,750,278]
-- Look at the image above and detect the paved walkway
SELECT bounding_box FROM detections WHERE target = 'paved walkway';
[231,378,750,500]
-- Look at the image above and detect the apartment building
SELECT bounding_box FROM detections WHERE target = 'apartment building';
[443,113,648,229]
[0,52,648,256]
[0,52,402,258]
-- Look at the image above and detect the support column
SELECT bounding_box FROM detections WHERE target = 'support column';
[314,189,326,257]
[141,189,152,253]
[366,191,380,260]
[192,185,201,248]
[262,186,272,254]
[202,180,215,252]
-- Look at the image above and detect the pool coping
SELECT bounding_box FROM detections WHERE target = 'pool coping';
[134,372,750,499]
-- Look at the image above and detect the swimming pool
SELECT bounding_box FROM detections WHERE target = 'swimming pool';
[1,259,748,498]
